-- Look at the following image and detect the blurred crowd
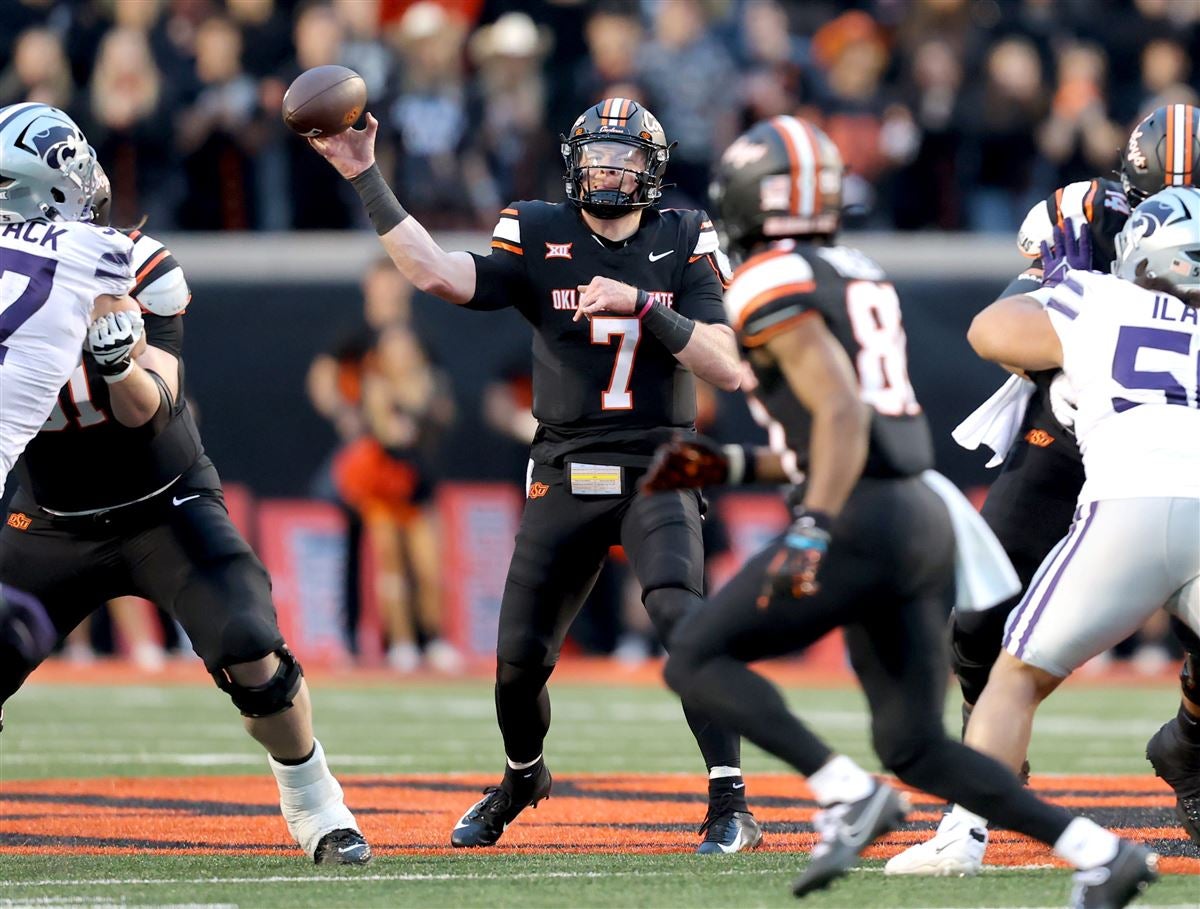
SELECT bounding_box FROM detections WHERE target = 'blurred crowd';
[4,0,1199,233]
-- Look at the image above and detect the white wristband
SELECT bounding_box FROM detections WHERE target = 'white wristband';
[722,444,746,486]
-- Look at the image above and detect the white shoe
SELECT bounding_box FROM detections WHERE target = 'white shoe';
[386,642,421,673]
[425,639,465,674]
[884,812,987,876]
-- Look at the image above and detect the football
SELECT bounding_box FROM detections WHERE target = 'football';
[282,65,367,138]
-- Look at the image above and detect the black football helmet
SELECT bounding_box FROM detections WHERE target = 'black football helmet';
[709,115,843,256]
[561,97,671,219]
[1122,104,1200,202]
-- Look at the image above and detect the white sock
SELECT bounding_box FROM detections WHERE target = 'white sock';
[268,738,357,856]
[807,754,875,807]
[507,753,541,771]
[1054,817,1120,870]
[948,803,989,830]
[709,765,742,780]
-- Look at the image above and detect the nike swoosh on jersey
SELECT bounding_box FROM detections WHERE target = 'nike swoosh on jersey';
[172,494,201,506]
[648,250,674,262]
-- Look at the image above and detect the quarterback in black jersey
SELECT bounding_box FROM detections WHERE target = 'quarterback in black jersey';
[935,104,1200,860]
[0,169,371,866]
[311,98,760,852]
[643,116,1157,905]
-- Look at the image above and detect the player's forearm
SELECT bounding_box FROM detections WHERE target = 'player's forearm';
[349,164,476,304]
[105,365,165,428]
[802,396,869,517]
[674,323,741,391]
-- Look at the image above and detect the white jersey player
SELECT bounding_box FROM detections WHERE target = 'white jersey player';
[0,103,136,493]
[892,186,1200,883]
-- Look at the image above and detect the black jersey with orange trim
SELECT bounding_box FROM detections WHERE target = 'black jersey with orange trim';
[17,230,203,513]
[468,201,729,464]
[725,240,933,479]
[1016,177,1129,272]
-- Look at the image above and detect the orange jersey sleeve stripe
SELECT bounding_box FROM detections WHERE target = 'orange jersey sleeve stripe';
[134,249,170,285]
[500,208,519,216]
[741,309,819,348]
[491,240,523,255]
[1084,180,1098,224]
[734,280,816,331]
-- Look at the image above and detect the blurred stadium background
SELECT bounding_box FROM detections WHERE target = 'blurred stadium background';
[1,1,1198,905]
[3,0,1196,672]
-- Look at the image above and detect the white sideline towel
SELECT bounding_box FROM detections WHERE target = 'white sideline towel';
[951,374,1035,468]
[920,470,1021,613]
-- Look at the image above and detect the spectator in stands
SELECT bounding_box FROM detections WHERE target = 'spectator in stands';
[464,12,557,216]
[574,3,644,112]
[270,3,361,229]
[637,0,739,206]
[958,36,1048,232]
[86,27,177,228]
[227,0,293,80]
[333,323,460,673]
[891,36,965,230]
[1134,37,1196,116]
[1036,42,1123,189]
[380,2,476,227]
[333,0,393,101]
[0,27,75,111]
[737,0,805,126]
[175,16,268,229]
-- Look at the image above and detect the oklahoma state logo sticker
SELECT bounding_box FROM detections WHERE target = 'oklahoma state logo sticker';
[6,512,31,531]
[545,242,573,260]
[528,482,550,499]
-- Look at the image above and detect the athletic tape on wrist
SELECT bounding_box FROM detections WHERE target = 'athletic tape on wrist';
[350,164,408,235]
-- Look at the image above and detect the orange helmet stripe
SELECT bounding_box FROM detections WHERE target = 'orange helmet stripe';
[1166,104,1177,181]
[1182,104,1195,183]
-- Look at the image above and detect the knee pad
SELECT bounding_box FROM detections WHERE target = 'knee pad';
[496,658,554,694]
[212,647,304,718]
[950,606,1011,706]
[0,586,56,708]
[643,586,698,643]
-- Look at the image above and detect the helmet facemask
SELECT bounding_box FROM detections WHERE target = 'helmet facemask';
[563,135,668,219]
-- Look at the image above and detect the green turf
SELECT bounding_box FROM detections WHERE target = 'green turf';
[0,676,1182,779]
[0,853,1192,908]
[0,676,1190,908]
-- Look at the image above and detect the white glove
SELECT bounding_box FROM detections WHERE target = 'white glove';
[1048,372,1078,433]
[85,310,144,383]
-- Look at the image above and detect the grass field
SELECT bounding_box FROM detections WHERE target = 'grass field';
[1,663,1196,908]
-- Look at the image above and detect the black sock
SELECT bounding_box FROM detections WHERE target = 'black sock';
[503,757,544,794]
[273,744,316,766]
[708,775,748,814]
[1177,704,1200,745]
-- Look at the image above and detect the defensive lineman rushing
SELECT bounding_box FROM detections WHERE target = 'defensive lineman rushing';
[891,104,1200,875]
[0,138,370,864]
[644,115,1158,907]
[898,191,1200,887]
[309,99,763,852]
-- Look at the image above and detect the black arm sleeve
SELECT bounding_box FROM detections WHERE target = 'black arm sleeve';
[674,254,729,325]
[144,312,183,358]
[465,251,530,312]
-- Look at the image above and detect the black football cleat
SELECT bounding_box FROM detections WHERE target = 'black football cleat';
[697,807,763,854]
[1069,840,1158,909]
[791,782,909,898]
[313,828,371,865]
[451,763,552,847]
[1145,716,1200,846]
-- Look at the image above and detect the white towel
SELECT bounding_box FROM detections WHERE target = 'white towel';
[921,470,1021,613]
[951,375,1035,468]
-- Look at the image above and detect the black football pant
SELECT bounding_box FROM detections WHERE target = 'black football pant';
[495,460,739,770]
[0,458,283,705]
[666,476,1073,845]
[952,395,1087,706]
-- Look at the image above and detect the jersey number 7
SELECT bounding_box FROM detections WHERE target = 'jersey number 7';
[0,250,58,364]
[591,316,641,410]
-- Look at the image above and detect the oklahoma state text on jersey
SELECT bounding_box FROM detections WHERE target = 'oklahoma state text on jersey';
[724,240,934,479]
[468,202,730,463]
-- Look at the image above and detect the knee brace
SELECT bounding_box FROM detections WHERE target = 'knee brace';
[212,647,304,718]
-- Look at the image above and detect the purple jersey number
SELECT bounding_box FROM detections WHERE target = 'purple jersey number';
[0,248,59,365]
[1111,325,1196,412]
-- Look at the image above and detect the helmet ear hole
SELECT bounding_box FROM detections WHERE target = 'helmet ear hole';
[51,187,65,203]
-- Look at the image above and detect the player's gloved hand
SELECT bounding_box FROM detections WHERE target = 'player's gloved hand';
[642,436,754,492]
[85,309,144,382]
[759,510,833,605]
[1039,219,1092,288]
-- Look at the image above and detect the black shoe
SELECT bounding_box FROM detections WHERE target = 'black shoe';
[697,807,763,854]
[450,763,552,847]
[791,782,908,898]
[313,828,371,865]
[1145,716,1200,846]
[1069,840,1158,909]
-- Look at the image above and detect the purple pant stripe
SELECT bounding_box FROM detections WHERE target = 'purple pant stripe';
[1015,502,1099,659]
[1003,506,1082,652]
